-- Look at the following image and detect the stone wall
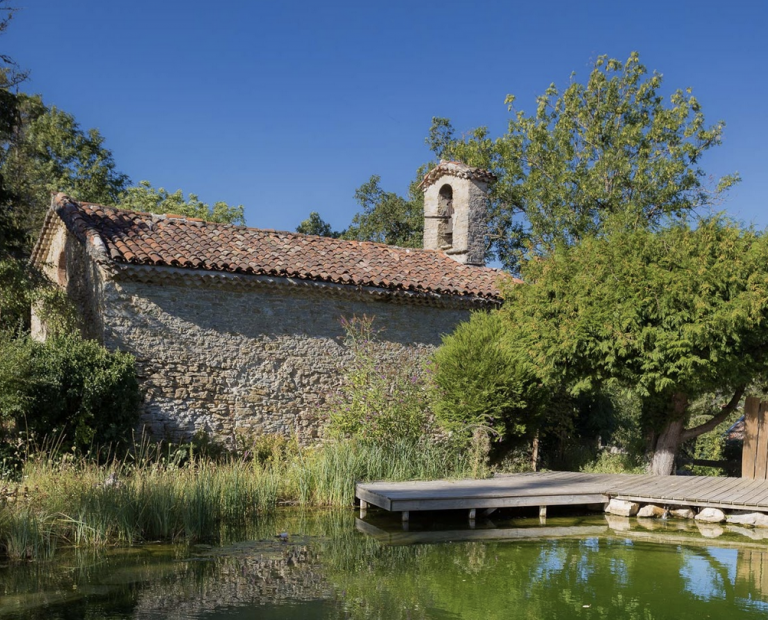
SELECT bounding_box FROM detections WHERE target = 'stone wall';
[94,267,474,445]
[32,223,105,341]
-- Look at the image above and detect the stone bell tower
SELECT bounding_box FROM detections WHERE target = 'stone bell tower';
[420,160,496,266]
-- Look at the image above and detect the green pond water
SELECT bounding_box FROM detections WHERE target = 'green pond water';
[1,509,768,619]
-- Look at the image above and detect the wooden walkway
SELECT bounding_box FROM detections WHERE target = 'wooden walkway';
[356,471,768,522]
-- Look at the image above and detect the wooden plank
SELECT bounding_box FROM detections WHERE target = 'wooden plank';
[711,477,764,504]
[738,483,768,507]
[743,396,761,478]
[722,479,768,505]
[756,401,768,479]
[389,493,610,512]
[702,477,747,503]
[732,481,768,507]
[356,486,392,511]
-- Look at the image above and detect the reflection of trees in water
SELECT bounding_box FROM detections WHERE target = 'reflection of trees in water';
[325,531,768,620]
[4,511,768,619]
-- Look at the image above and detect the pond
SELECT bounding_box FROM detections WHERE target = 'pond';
[1,509,767,619]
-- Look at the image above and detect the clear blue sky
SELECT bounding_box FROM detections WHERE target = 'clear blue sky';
[6,0,768,232]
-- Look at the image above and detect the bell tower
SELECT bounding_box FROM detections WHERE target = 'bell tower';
[420,160,496,266]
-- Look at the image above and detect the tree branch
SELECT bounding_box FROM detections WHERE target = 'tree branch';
[681,386,745,441]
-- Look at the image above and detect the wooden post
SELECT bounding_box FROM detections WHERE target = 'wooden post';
[468,508,476,522]
[359,500,368,519]
[756,401,768,479]
[401,511,409,523]
[539,506,547,523]
[743,396,761,479]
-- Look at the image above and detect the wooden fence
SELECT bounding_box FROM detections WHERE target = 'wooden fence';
[742,396,768,479]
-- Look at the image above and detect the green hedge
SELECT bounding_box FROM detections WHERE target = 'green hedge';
[0,332,141,452]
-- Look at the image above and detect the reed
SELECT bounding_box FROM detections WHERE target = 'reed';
[0,437,475,560]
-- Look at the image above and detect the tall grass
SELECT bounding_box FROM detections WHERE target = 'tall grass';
[0,437,476,560]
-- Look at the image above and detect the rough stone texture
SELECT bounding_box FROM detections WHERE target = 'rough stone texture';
[423,174,489,266]
[104,275,470,444]
[134,545,332,618]
[727,525,768,540]
[637,504,666,519]
[669,508,696,520]
[696,523,724,538]
[605,499,640,517]
[31,223,104,341]
[35,222,477,445]
[604,515,631,531]
[726,512,768,528]
[695,508,726,523]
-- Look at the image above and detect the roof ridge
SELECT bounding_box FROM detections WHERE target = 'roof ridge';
[72,200,477,258]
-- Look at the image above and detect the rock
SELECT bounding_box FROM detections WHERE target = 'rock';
[696,523,724,538]
[726,512,768,528]
[606,499,640,517]
[637,504,666,519]
[695,508,726,523]
[726,525,768,540]
[669,508,696,520]
[605,515,632,531]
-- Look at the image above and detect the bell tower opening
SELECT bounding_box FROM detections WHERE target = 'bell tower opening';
[420,160,496,266]
[438,184,454,249]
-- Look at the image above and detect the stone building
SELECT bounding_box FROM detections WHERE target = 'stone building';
[31,161,509,443]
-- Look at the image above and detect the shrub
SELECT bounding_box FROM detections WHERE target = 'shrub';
[431,310,539,441]
[325,315,432,442]
[0,332,141,452]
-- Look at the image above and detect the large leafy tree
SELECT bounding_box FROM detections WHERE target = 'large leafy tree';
[118,180,245,225]
[1,94,129,252]
[340,172,424,247]
[502,218,768,475]
[431,52,737,272]
[296,211,339,237]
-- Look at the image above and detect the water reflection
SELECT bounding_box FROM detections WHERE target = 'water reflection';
[0,511,768,619]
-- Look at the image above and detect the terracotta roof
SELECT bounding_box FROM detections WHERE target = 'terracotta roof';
[419,160,497,190]
[49,196,510,300]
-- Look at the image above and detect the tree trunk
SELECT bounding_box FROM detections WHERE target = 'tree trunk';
[650,393,688,476]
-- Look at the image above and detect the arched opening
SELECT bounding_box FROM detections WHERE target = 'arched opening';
[56,250,68,286]
[438,184,454,248]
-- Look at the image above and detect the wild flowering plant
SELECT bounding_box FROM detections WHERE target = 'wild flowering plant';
[325,315,433,443]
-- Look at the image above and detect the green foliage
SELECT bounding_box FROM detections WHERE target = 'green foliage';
[1,94,129,252]
[580,451,646,475]
[340,171,425,247]
[0,259,76,332]
[296,211,340,237]
[118,180,245,225]
[0,332,141,452]
[502,217,768,470]
[431,310,536,440]
[325,315,432,442]
[429,52,738,272]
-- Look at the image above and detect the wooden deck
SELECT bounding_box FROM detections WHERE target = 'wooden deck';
[356,471,768,521]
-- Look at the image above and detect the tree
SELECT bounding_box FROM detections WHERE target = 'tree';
[118,180,245,225]
[428,52,739,272]
[340,172,424,248]
[501,218,768,475]
[0,94,129,253]
[296,211,339,237]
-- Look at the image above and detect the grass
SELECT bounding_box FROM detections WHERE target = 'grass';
[0,436,479,561]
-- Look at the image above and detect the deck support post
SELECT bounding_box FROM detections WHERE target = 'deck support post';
[402,511,409,523]
[359,500,368,519]
[539,506,547,523]
[468,508,476,521]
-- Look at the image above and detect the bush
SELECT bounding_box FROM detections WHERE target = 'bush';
[431,310,539,440]
[0,332,141,452]
[325,315,432,442]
